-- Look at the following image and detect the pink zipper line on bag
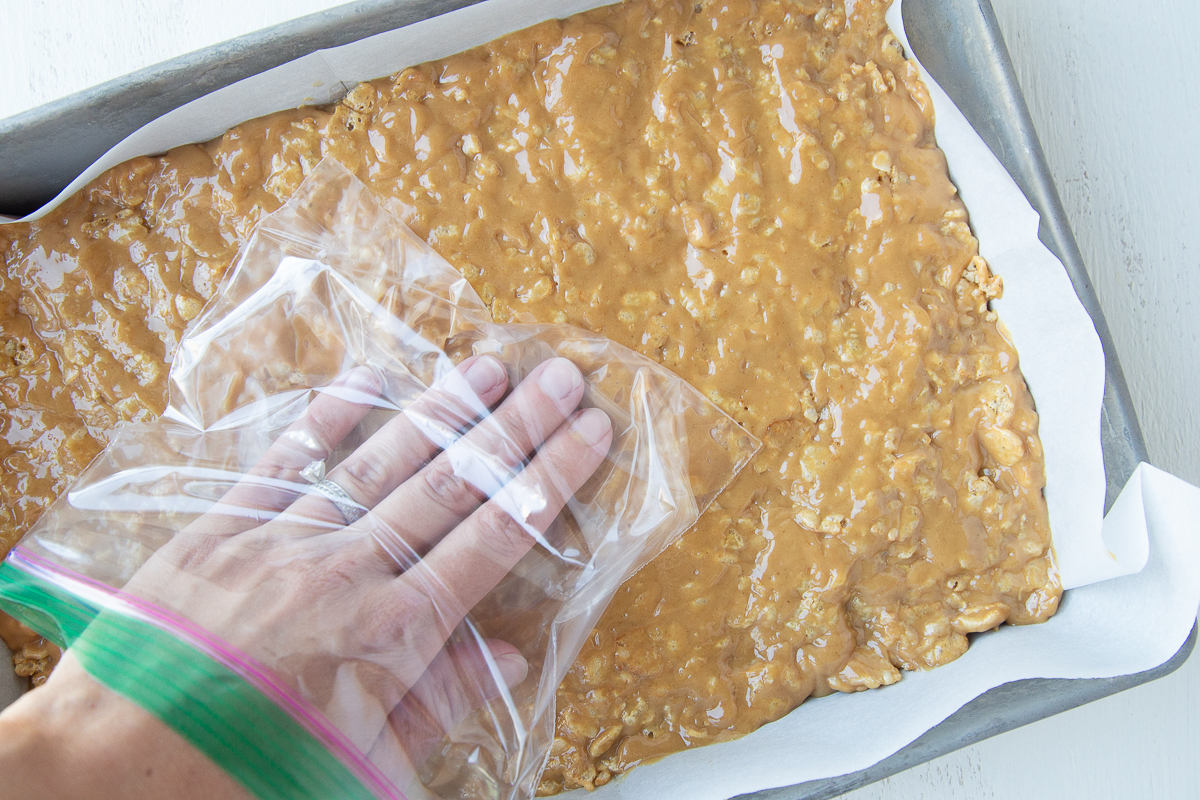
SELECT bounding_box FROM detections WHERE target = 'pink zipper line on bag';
[10,546,405,800]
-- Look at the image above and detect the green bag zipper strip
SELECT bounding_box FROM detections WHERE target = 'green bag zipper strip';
[0,557,388,800]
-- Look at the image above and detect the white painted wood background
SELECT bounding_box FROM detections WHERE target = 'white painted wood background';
[1,0,1197,797]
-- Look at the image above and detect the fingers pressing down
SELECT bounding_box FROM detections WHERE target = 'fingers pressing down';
[362,357,601,566]
[395,405,612,637]
[284,355,511,528]
[196,366,383,537]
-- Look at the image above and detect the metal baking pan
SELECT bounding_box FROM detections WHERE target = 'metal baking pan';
[0,0,1194,795]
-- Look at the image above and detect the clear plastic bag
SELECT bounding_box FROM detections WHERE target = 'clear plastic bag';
[0,159,758,799]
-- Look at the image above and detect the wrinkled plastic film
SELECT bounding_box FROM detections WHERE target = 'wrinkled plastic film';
[0,159,758,799]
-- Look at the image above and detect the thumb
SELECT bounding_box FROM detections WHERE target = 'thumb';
[387,637,528,769]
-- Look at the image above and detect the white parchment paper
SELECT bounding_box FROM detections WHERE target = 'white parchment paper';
[3,0,1199,795]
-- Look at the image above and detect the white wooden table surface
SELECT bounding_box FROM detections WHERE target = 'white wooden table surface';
[2,1,1197,797]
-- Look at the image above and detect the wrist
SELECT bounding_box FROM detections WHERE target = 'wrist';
[0,652,250,800]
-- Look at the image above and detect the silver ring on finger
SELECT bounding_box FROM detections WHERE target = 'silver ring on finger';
[310,479,367,525]
[301,459,366,525]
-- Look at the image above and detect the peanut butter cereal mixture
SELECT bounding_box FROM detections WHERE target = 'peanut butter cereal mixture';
[0,0,1060,791]
[0,614,59,689]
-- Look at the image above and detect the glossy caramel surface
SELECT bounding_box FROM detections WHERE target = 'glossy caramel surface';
[0,0,1059,792]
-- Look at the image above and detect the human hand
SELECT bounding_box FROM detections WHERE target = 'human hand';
[119,353,613,785]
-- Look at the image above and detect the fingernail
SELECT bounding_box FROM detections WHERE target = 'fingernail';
[538,358,583,403]
[570,408,612,448]
[463,356,507,395]
[494,653,529,688]
[340,366,380,395]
